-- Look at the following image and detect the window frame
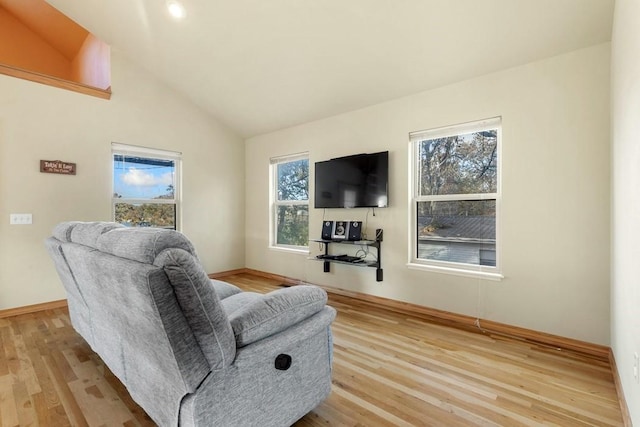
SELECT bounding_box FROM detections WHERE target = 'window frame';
[408,118,503,280]
[269,152,310,253]
[111,142,182,231]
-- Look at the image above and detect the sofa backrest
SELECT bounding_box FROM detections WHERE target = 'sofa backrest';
[47,222,236,426]
[45,221,125,347]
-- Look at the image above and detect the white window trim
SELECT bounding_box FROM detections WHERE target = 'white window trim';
[111,142,182,230]
[406,261,504,281]
[269,152,309,253]
[408,118,503,280]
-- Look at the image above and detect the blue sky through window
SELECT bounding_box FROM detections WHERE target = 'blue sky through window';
[113,155,175,199]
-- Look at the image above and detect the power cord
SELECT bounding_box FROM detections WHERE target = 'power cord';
[355,244,371,260]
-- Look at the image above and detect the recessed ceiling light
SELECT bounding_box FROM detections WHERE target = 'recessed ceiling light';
[166,0,186,19]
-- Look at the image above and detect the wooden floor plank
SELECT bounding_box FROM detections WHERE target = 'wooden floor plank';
[11,379,34,427]
[64,348,141,426]
[0,374,19,427]
[0,272,624,426]
[43,354,89,427]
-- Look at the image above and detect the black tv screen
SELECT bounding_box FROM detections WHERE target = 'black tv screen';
[314,151,389,208]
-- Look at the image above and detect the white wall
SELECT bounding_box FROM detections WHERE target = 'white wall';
[611,0,640,422]
[0,51,245,310]
[246,44,611,345]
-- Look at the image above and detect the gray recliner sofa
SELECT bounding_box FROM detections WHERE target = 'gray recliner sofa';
[45,221,336,426]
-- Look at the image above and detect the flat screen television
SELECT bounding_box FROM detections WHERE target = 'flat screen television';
[314,151,389,209]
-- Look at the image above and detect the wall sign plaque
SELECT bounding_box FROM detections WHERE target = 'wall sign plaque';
[40,160,76,175]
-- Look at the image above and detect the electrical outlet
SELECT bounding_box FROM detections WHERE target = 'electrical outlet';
[9,213,32,225]
[634,353,639,383]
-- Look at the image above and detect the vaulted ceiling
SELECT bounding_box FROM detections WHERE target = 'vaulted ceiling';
[46,0,614,138]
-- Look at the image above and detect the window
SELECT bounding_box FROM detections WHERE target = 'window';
[410,118,501,277]
[112,143,181,230]
[270,153,309,250]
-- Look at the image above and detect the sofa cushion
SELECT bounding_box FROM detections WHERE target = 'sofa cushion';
[155,248,236,369]
[70,222,124,247]
[96,227,196,264]
[210,279,242,300]
[52,221,82,242]
[221,292,262,316]
[228,286,328,347]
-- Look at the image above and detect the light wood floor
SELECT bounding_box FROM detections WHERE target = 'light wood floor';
[0,273,624,426]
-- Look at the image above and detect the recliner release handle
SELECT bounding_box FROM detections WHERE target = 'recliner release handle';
[275,354,292,370]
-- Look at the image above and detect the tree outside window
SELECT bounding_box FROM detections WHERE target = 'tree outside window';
[272,154,309,249]
[411,118,500,270]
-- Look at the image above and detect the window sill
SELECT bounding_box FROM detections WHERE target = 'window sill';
[407,262,503,281]
[269,245,309,255]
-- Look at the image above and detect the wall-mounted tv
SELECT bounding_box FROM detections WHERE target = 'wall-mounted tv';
[314,151,389,209]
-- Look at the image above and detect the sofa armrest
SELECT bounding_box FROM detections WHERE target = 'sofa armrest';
[228,285,328,347]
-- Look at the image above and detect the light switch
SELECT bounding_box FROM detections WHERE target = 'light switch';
[10,213,32,225]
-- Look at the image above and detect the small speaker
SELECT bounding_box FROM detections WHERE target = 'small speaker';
[332,221,350,240]
[348,221,362,241]
[321,221,333,240]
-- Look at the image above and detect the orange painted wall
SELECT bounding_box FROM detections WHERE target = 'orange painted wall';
[70,34,111,90]
[0,7,71,80]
